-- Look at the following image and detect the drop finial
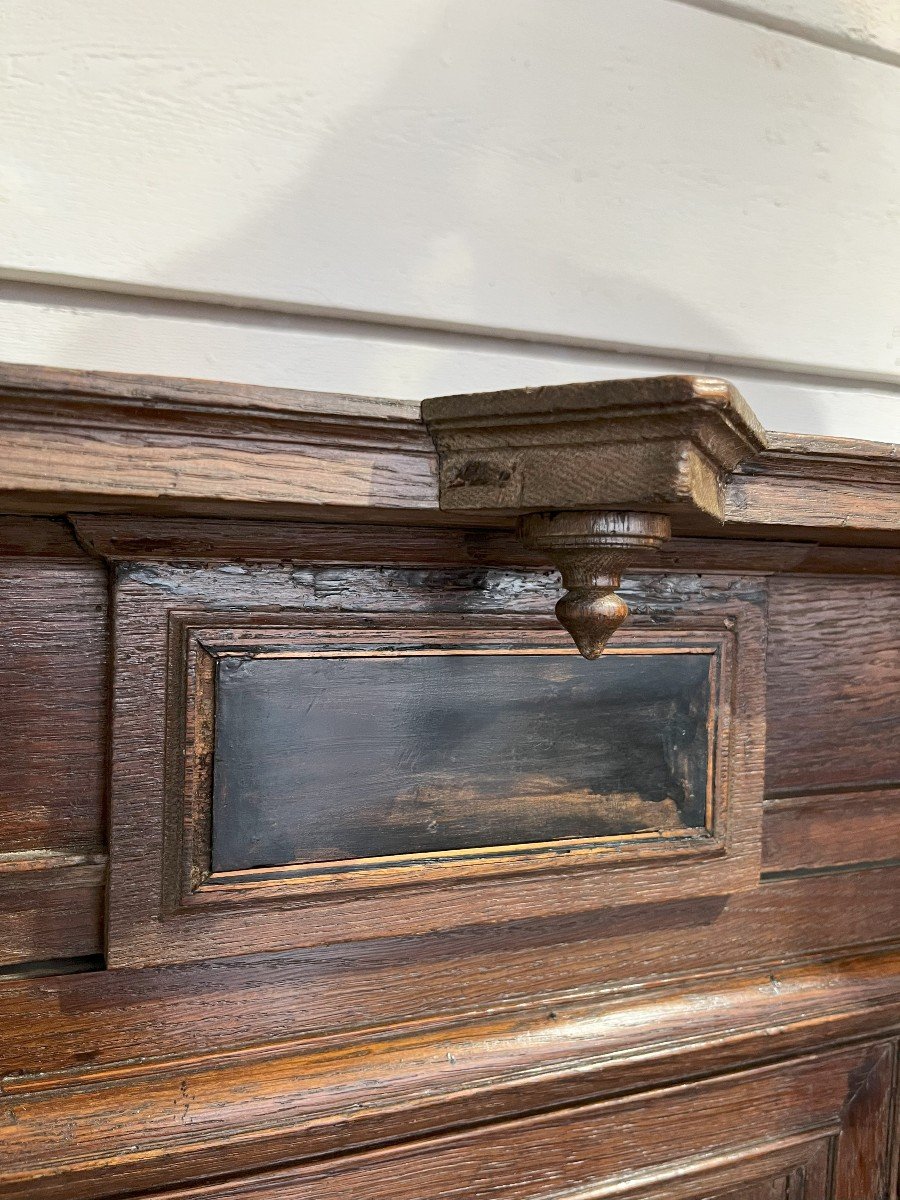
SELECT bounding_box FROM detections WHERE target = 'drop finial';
[520,512,671,658]
[555,587,629,660]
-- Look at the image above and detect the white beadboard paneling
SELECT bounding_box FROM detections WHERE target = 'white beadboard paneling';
[2,0,898,379]
[1,288,897,441]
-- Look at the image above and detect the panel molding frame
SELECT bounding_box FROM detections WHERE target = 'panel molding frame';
[106,559,766,968]
[169,622,726,906]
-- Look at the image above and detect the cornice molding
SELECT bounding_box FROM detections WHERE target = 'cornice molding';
[0,362,897,536]
[0,361,428,451]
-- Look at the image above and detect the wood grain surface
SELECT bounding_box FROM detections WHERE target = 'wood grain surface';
[766,575,900,794]
[0,538,108,970]
[0,364,897,537]
[0,954,896,1200]
[105,563,764,967]
[0,374,898,1199]
[0,559,107,854]
[763,787,900,875]
[2,1038,889,1200]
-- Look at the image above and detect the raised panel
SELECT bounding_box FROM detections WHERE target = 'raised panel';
[703,1176,804,1200]
[17,1043,879,1200]
[106,561,765,967]
[0,529,108,971]
[762,787,900,876]
[0,556,107,855]
[0,859,103,969]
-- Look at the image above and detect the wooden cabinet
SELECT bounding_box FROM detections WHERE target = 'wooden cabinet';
[0,365,897,1199]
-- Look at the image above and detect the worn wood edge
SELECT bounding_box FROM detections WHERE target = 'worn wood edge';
[422,375,767,522]
[753,431,900,471]
[0,948,897,1200]
[0,360,425,442]
[762,787,900,876]
[9,359,894,463]
[0,851,107,873]
[0,362,897,536]
[64,514,900,575]
[723,475,900,532]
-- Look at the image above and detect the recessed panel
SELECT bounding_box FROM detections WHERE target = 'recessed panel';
[211,649,714,872]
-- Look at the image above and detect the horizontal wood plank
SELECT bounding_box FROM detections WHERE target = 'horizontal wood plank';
[762,787,900,874]
[0,859,105,967]
[0,998,892,1200]
[2,866,896,1081]
[1,364,898,537]
[71,514,900,577]
[0,558,108,854]
[766,576,900,794]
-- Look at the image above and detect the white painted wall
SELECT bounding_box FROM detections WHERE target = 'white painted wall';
[1,0,898,439]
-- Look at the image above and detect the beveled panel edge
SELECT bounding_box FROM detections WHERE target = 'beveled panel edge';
[564,1130,836,1200]
[174,625,725,905]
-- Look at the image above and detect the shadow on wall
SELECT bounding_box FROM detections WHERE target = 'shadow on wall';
[57,0,869,432]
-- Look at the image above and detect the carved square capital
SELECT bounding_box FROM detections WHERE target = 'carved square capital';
[422,374,767,521]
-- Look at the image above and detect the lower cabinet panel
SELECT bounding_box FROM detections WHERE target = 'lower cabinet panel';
[154,1044,890,1200]
[5,1038,893,1200]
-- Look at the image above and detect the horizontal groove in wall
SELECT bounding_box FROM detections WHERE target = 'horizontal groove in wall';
[0,956,104,982]
[764,782,900,806]
[762,858,900,882]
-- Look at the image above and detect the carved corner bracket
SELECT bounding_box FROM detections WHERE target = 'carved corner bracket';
[421,375,767,657]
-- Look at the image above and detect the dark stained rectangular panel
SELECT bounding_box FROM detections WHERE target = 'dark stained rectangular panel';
[211,650,713,872]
